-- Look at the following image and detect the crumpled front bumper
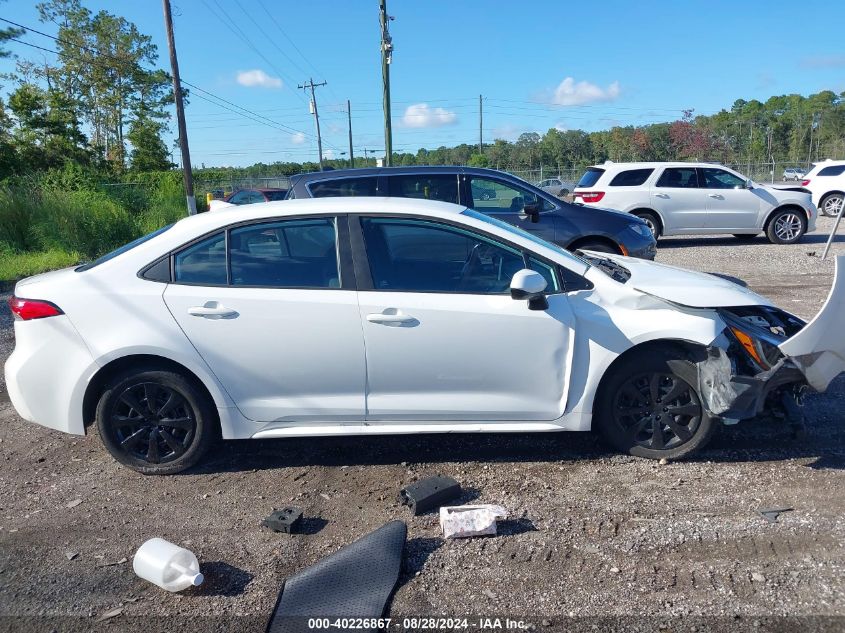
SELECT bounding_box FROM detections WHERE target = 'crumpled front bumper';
[668,347,807,422]
[667,255,845,423]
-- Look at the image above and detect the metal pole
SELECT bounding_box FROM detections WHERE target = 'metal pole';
[162,0,196,215]
[379,0,393,166]
[347,99,354,168]
[822,200,845,260]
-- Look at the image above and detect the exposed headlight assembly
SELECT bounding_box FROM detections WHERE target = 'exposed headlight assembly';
[718,307,804,371]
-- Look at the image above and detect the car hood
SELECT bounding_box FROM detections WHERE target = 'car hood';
[779,255,845,391]
[594,254,773,308]
[758,183,810,196]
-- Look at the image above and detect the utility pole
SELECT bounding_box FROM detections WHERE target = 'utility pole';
[162,0,196,215]
[347,99,354,168]
[379,0,393,166]
[478,94,483,156]
[298,78,327,169]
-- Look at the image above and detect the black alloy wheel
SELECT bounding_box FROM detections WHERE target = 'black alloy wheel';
[595,347,715,460]
[96,368,216,474]
[612,372,702,451]
[109,382,196,464]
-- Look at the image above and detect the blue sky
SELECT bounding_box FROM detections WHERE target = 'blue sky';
[2,0,845,167]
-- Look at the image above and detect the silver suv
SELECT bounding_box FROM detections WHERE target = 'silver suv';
[573,162,817,244]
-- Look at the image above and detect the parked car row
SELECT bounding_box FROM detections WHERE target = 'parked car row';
[573,161,816,244]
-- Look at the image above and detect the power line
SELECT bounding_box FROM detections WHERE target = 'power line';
[1,23,339,146]
[231,0,310,78]
[200,0,302,101]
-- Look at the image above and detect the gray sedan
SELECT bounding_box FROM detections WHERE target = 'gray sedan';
[286,166,657,260]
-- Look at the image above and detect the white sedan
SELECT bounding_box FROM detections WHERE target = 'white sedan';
[5,197,845,474]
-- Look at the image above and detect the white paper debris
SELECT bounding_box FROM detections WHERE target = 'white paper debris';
[439,504,507,538]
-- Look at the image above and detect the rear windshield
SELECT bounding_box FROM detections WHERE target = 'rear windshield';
[609,168,653,187]
[577,168,604,188]
[818,165,845,177]
[76,224,173,272]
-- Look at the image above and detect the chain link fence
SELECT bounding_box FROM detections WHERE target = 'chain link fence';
[194,176,293,200]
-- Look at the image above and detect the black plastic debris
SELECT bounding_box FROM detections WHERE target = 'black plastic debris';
[760,507,793,523]
[399,475,461,515]
[262,507,304,534]
[266,520,407,633]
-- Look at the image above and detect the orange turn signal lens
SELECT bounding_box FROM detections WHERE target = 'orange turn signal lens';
[729,326,765,367]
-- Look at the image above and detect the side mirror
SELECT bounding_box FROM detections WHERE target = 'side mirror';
[510,269,548,310]
[745,179,754,189]
[521,202,541,223]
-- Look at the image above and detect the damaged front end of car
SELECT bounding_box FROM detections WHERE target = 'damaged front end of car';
[667,255,845,431]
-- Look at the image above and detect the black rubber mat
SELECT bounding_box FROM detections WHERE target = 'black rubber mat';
[266,520,407,633]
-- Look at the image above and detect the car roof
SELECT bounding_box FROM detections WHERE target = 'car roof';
[289,165,513,184]
[586,161,728,170]
[179,197,465,234]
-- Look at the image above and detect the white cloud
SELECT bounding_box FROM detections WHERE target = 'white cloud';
[549,77,620,106]
[290,132,306,145]
[236,69,283,89]
[401,103,457,128]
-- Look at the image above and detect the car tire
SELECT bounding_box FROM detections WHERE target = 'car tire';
[732,233,758,241]
[573,240,620,255]
[632,211,661,238]
[559,188,569,197]
[594,347,715,460]
[820,193,844,218]
[765,208,807,244]
[96,368,217,475]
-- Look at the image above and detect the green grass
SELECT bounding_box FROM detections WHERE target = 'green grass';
[0,248,81,285]
[0,167,189,284]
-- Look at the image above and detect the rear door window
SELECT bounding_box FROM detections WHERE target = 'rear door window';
[655,167,699,188]
[577,168,605,188]
[229,218,339,288]
[174,232,227,285]
[609,168,653,187]
[308,177,379,198]
[386,174,459,203]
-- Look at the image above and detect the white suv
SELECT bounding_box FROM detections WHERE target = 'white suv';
[573,162,817,244]
[801,160,845,217]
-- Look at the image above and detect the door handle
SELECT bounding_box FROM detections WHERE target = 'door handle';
[708,193,724,199]
[654,193,669,198]
[188,302,239,319]
[366,311,417,325]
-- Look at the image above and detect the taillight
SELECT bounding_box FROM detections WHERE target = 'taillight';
[577,191,605,203]
[8,296,64,321]
[802,179,810,186]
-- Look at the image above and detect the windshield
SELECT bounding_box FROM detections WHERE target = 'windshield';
[461,208,588,267]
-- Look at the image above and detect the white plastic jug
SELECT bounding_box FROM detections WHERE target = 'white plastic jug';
[133,538,204,592]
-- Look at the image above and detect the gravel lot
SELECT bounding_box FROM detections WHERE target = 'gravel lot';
[1,218,844,632]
